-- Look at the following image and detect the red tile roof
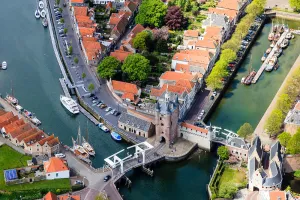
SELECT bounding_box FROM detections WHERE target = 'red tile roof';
[151,84,189,97]
[3,119,25,134]
[112,80,139,95]
[0,115,19,129]
[44,157,69,173]
[0,110,6,115]
[269,190,286,200]
[74,6,87,17]
[71,0,84,3]
[10,123,32,139]
[59,195,80,200]
[184,30,199,37]
[209,7,238,19]
[175,63,189,72]
[79,27,94,37]
[204,26,223,41]
[217,0,240,11]
[123,24,145,46]
[172,52,211,66]
[179,49,211,57]
[43,192,57,200]
[0,112,14,123]
[123,1,138,13]
[16,128,38,143]
[181,122,208,134]
[38,134,60,147]
[23,131,46,146]
[76,16,93,28]
[195,39,217,49]
[110,50,133,62]
[121,92,135,101]
[160,71,196,81]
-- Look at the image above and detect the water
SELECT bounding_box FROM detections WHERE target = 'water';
[0,1,216,200]
[209,19,300,132]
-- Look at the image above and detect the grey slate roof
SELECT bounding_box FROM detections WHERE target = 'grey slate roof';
[202,13,229,28]
[118,113,151,132]
[227,137,249,150]
[249,157,259,180]
[270,141,282,163]
[156,100,178,115]
[284,106,300,125]
[248,136,262,158]
[262,161,282,187]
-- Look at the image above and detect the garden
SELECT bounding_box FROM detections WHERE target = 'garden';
[0,145,71,199]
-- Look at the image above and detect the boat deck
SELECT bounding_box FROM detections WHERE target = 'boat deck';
[252,31,288,84]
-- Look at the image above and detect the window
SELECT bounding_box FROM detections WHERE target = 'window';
[124,126,126,130]
[48,174,50,176]
[134,130,136,134]
[37,149,39,151]
[160,117,162,120]
[161,123,164,126]
[56,173,59,177]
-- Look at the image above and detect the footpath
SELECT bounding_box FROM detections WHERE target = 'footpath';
[254,55,300,144]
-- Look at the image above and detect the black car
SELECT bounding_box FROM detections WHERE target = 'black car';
[104,175,111,182]
[92,96,98,100]
[89,93,95,97]
[210,95,214,100]
[114,111,121,116]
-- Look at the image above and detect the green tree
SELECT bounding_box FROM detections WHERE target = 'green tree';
[155,39,169,52]
[289,0,300,11]
[133,31,153,51]
[97,56,121,79]
[246,1,264,16]
[74,57,79,65]
[237,123,253,138]
[294,170,300,178]
[206,71,223,90]
[222,38,240,52]
[82,72,86,81]
[264,109,284,136]
[220,49,237,64]
[59,8,63,13]
[277,93,292,114]
[60,18,64,23]
[68,46,73,55]
[63,28,68,35]
[56,0,60,5]
[135,0,167,27]
[122,54,151,81]
[287,128,300,154]
[88,83,95,93]
[218,183,238,198]
[278,132,291,147]
[217,146,229,160]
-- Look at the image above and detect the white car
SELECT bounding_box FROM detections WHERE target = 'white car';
[212,91,217,96]
[105,107,112,112]
[201,110,205,114]
[55,153,66,158]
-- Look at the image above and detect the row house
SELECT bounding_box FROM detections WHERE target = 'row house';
[110,48,132,62]
[0,111,60,155]
[69,0,87,7]
[284,101,300,134]
[110,80,141,103]
[151,71,202,119]
[107,12,130,40]
[215,0,250,21]
[121,24,145,53]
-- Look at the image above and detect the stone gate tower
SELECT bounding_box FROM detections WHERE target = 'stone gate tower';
[154,90,179,147]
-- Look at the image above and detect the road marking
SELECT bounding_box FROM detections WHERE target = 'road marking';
[76,80,84,84]
[84,188,92,200]
[71,66,79,69]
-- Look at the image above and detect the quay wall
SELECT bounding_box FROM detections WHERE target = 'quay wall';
[164,143,198,162]
[203,17,266,122]
[265,10,300,21]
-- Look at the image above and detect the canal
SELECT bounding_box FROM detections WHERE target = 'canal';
[0,0,216,199]
[209,19,300,132]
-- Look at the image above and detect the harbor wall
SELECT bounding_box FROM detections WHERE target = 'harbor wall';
[265,9,300,21]
[164,143,197,162]
[203,17,266,122]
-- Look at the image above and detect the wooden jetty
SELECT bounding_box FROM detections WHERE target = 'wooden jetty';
[59,78,71,98]
[252,31,288,84]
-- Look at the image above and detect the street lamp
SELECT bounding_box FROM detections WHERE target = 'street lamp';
[83,176,87,187]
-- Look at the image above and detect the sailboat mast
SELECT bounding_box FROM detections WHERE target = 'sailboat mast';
[86,121,89,142]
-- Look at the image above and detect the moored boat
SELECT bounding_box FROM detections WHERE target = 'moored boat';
[274,63,280,70]
[42,18,48,28]
[5,94,18,105]
[35,10,40,19]
[39,9,46,18]
[270,41,276,48]
[82,137,95,156]
[280,39,289,48]
[273,33,281,42]
[268,32,274,41]
[286,32,292,39]
[274,48,282,57]
[241,77,246,84]
[266,48,272,54]
[111,131,122,141]
[23,109,41,126]
[261,53,267,62]
[98,123,110,132]
[244,70,256,85]
[1,61,7,70]
[265,56,277,72]
[60,95,80,114]
[38,1,44,9]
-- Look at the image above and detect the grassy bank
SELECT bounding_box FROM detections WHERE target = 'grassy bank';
[0,145,71,199]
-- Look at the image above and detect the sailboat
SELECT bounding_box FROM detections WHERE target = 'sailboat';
[268,20,274,41]
[242,56,256,85]
[35,0,40,19]
[5,81,18,105]
[82,122,95,156]
[71,126,90,159]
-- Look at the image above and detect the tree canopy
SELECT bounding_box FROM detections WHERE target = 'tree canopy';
[122,54,151,81]
[135,0,167,27]
[217,146,229,160]
[220,49,237,64]
[88,83,95,93]
[97,56,121,79]
[218,183,238,199]
[237,123,253,138]
[164,6,187,30]
[294,170,300,178]
[289,0,300,12]
[287,128,300,154]
[277,93,292,114]
[278,132,291,147]
[264,109,284,136]
[133,30,153,51]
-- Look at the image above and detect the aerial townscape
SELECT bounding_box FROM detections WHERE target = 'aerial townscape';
[1,0,300,199]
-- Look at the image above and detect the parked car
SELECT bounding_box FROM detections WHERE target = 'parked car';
[104,175,111,182]
[89,93,95,97]
[105,107,112,112]
[92,96,98,100]
[110,109,116,115]
[212,91,217,96]
[75,180,83,185]
[92,100,98,104]
[114,111,121,116]
[100,104,107,109]
[210,95,214,100]
[55,153,66,158]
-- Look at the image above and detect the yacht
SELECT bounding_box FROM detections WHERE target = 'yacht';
[1,61,7,70]
[5,94,18,105]
[39,9,46,18]
[265,56,277,72]
[286,32,292,39]
[23,109,41,126]
[98,123,110,132]
[268,32,274,41]
[35,10,40,19]
[60,95,79,114]
[38,1,44,9]
[266,48,272,54]
[280,39,289,48]
[42,18,48,28]
[82,137,95,156]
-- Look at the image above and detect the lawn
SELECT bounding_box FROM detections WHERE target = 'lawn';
[0,145,71,199]
[218,166,247,188]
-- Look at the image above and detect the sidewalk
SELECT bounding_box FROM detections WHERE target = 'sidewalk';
[254,55,300,144]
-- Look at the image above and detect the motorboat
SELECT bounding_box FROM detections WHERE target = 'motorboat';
[274,63,280,70]
[266,48,272,54]
[111,131,122,141]
[98,123,110,132]
[286,32,292,39]
[39,9,46,18]
[35,10,40,19]
[42,18,48,28]
[261,53,267,62]
[270,41,276,48]
[5,94,18,105]
[82,137,95,156]
[273,33,280,42]
[241,77,246,84]
[274,48,283,57]
[38,1,44,9]
[23,109,41,126]
[265,56,277,72]
[60,95,80,114]
[280,39,289,48]
[243,71,256,85]
[268,32,274,41]
[1,61,7,70]
[278,25,284,34]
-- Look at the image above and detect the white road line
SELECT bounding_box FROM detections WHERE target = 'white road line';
[84,188,92,200]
